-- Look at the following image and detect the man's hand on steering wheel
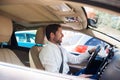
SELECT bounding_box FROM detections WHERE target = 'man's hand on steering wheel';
[88,48,96,55]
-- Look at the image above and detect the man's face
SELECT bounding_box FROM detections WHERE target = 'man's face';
[53,27,64,44]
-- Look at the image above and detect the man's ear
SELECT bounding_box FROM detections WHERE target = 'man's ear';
[50,32,55,39]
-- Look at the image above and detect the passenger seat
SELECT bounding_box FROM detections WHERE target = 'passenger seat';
[0,15,24,66]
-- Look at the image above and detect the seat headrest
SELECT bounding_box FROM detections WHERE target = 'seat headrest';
[35,27,45,44]
[0,15,13,43]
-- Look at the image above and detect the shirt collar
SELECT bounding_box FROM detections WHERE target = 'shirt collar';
[47,41,59,47]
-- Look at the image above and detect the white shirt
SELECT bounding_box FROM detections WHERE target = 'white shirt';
[39,41,90,74]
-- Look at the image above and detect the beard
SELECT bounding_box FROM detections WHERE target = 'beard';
[53,38,62,45]
[56,40,62,45]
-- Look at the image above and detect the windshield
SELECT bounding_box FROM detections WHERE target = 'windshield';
[85,7,120,41]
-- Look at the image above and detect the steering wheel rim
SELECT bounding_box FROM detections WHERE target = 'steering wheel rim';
[85,45,101,73]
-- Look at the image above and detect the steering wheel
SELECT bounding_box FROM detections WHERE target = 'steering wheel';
[85,45,101,74]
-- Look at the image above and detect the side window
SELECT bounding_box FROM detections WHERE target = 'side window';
[26,34,35,43]
[15,30,36,48]
[16,33,26,42]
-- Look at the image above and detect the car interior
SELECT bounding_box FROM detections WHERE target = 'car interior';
[0,0,120,80]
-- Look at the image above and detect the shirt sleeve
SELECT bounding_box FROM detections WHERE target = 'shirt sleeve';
[67,50,90,64]
[39,46,59,73]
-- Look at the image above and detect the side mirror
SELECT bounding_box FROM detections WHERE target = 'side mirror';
[88,18,97,28]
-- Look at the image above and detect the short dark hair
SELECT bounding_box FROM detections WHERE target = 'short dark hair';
[45,24,61,40]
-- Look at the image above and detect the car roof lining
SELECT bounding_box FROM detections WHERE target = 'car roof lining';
[1,0,119,31]
[0,0,88,31]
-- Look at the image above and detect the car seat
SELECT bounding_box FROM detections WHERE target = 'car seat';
[0,15,24,66]
[29,27,45,70]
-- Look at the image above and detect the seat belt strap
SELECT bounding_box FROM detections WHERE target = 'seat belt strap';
[59,47,64,73]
